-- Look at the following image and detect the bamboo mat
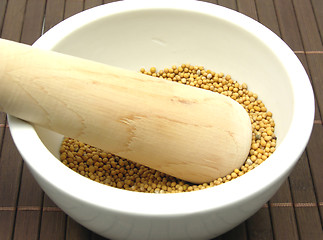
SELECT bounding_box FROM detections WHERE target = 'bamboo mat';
[0,0,322,239]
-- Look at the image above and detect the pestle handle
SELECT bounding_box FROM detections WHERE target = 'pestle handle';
[0,38,252,184]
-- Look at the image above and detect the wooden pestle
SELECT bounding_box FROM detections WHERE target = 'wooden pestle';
[0,38,252,184]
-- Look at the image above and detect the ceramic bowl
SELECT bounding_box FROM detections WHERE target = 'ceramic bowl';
[8,0,314,239]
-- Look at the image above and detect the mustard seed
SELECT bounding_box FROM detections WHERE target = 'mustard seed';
[59,64,276,193]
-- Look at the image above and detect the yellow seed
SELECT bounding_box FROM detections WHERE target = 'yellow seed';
[260,139,266,147]
[231,172,237,178]
[252,143,259,150]
[267,129,273,136]
[264,136,272,141]
[89,166,95,173]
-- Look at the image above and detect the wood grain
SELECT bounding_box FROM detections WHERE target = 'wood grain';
[0,211,16,240]
[288,152,323,240]
[84,0,103,10]
[295,53,322,120]
[254,0,280,36]
[306,124,323,225]
[0,0,27,41]
[20,0,46,45]
[306,54,323,121]
[0,129,24,240]
[64,0,85,19]
[218,0,237,10]
[246,207,274,240]
[311,0,323,44]
[0,0,8,34]
[91,233,108,240]
[12,165,43,240]
[269,181,299,240]
[13,210,41,240]
[43,0,65,34]
[219,223,248,240]
[237,0,258,20]
[0,2,27,224]
[39,195,67,240]
[273,0,304,51]
[0,39,252,183]
[292,0,323,51]
[66,217,91,240]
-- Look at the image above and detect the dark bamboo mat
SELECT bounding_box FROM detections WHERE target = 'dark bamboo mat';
[0,0,322,239]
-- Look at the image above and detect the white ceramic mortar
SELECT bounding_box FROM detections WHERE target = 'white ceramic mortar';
[8,0,314,239]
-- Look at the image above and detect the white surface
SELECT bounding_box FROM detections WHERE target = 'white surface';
[8,0,314,239]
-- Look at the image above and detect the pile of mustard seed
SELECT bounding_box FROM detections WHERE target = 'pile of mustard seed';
[59,64,276,193]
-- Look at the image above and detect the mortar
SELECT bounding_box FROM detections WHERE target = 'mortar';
[8,0,314,239]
